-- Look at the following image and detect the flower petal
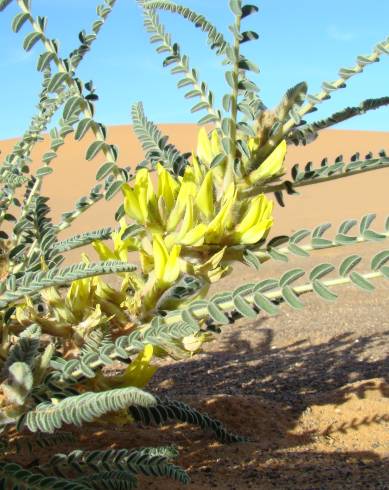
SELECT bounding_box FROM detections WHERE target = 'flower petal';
[197,127,213,164]
[247,139,287,185]
[206,184,236,243]
[195,170,214,220]
[152,234,169,280]
[180,224,206,246]
[122,184,143,223]
[157,163,179,211]
[191,153,204,184]
[92,240,117,261]
[166,179,196,231]
[235,194,267,234]
[239,217,274,244]
[210,129,222,155]
[163,244,181,284]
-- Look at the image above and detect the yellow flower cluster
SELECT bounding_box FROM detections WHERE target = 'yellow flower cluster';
[13,128,287,365]
[93,128,286,311]
[122,129,286,246]
[15,253,130,342]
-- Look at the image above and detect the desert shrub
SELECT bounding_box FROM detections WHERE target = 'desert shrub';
[0,0,388,487]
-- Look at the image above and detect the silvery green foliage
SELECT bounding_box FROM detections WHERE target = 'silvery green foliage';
[288,96,389,146]
[139,4,222,126]
[0,0,242,478]
[0,260,137,309]
[263,150,389,206]
[47,318,199,386]
[53,227,114,253]
[0,462,90,490]
[0,1,198,487]
[130,396,246,443]
[133,1,389,337]
[22,387,157,433]
[2,323,41,375]
[161,215,389,322]
[138,0,389,170]
[39,446,190,485]
[131,101,190,175]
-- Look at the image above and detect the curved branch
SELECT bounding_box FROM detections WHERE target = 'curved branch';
[260,36,389,158]
[140,5,222,126]
[141,0,230,55]
[288,96,389,146]
[262,150,389,197]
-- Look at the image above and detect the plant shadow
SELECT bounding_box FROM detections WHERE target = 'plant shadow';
[139,322,389,487]
[149,325,389,408]
[9,322,389,489]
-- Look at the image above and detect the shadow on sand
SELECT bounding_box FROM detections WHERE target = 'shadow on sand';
[139,324,389,488]
[9,324,389,489]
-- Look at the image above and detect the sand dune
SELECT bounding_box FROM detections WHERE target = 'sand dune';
[1,126,388,263]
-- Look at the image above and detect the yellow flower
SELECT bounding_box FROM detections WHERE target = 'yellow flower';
[233,194,274,244]
[152,234,181,287]
[248,136,260,154]
[192,246,229,283]
[204,182,236,244]
[157,163,179,212]
[166,176,196,232]
[191,153,205,184]
[195,170,214,220]
[66,275,95,320]
[115,128,286,317]
[196,128,227,187]
[122,170,161,230]
[72,304,110,345]
[92,344,157,390]
[242,139,287,188]
[92,219,139,263]
[139,234,183,310]
[197,127,222,165]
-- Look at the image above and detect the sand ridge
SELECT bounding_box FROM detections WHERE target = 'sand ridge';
[0,126,388,252]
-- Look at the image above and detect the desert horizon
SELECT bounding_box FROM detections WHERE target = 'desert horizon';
[1,125,388,263]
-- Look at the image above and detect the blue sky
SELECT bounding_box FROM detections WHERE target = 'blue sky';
[1,0,389,139]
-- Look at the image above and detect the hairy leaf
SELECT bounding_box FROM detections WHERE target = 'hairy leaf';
[24,388,156,433]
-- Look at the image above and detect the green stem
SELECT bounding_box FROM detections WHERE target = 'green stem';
[260,40,388,160]
[143,8,221,127]
[181,228,389,267]
[163,270,385,326]
[228,12,241,169]
[64,267,386,382]
[261,157,389,195]
[254,231,389,263]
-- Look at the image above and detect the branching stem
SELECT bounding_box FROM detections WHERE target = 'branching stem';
[262,158,389,195]
[260,39,389,158]
[163,270,385,326]
[228,12,241,168]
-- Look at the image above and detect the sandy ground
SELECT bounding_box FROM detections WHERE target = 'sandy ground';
[142,240,389,489]
[1,127,389,488]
